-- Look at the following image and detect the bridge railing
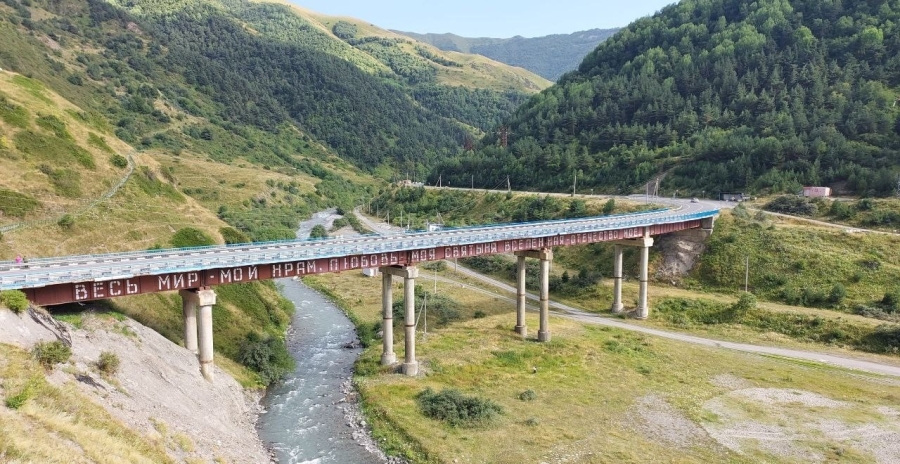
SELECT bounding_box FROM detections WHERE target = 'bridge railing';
[0,208,718,290]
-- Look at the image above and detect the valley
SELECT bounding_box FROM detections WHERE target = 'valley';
[2,0,900,462]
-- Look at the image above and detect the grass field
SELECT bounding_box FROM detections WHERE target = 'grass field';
[308,271,900,463]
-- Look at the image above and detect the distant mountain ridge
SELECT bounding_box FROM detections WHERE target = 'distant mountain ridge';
[394,28,620,81]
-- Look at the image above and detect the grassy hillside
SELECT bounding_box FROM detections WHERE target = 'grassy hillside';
[286,5,551,93]
[0,342,173,462]
[0,0,544,181]
[396,28,621,81]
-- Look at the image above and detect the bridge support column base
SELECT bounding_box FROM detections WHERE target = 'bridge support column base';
[402,362,419,376]
[538,330,551,343]
[514,325,527,338]
[381,353,396,366]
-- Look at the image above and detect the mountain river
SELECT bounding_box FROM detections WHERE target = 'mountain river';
[257,210,392,463]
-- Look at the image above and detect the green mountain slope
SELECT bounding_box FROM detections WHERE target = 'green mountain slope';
[396,28,620,81]
[0,0,547,179]
[432,0,900,197]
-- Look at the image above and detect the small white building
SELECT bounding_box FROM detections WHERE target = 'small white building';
[802,186,832,197]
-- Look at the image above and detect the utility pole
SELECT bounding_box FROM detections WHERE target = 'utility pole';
[572,171,577,197]
[438,174,442,188]
[507,176,511,193]
[471,174,474,190]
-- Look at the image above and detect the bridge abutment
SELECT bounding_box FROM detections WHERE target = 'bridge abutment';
[180,288,217,381]
[380,266,419,376]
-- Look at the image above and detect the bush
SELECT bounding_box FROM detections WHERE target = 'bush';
[309,224,328,239]
[58,214,74,229]
[109,153,128,168]
[416,388,503,427]
[518,389,537,401]
[220,226,250,245]
[881,291,900,313]
[32,340,72,368]
[95,351,120,375]
[0,290,29,313]
[171,227,215,248]
[238,332,294,385]
[829,284,847,305]
[5,380,36,410]
[764,196,818,216]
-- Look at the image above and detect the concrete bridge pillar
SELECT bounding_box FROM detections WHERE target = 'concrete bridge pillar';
[637,228,652,320]
[516,248,553,342]
[180,288,216,381]
[380,272,396,366]
[380,266,419,376]
[538,250,551,342]
[179,289,198,354]
[612,229,654,319]
[514,254,527,337]
[611,245,624,314]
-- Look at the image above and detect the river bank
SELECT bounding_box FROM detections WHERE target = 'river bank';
[258,209,403,463]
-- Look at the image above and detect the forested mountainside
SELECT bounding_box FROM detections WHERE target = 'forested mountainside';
[432,0,900,197]
[395,28,620,81]
[0,0,547,178]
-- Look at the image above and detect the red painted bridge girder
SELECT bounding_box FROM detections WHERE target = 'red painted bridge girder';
[25,220,702,306]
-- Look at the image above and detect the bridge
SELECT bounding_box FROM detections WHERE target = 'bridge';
[1,203,718,380]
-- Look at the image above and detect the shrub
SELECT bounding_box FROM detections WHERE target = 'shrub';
[32,340,72,368]
[518,389,537,401]
[881,291,900,313]
[416,388,503,427]
[309,224,328,239]
[602,198,616,215]
[171,227,215,248]
[58,214,74,229]
[0,290,29,313]
[238,332,294,385]
[764,195,818,216]
[95,351,120,375]
[220,226,250,245]
[330,218,349,230]
[5,381,35,410]
[109,153,128,168]
[829,284,847,305]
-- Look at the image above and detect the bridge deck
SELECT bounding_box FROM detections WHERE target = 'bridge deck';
[1,205,717,304]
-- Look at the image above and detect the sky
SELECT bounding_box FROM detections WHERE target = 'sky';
[291,0,679,38]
